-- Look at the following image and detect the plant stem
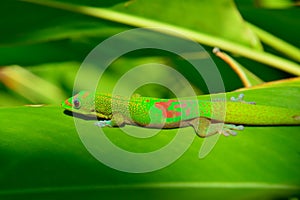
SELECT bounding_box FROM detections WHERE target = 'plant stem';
[23,0,300,76]
[247,22,300,62]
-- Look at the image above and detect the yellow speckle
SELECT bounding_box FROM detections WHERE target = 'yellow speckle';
[293,115,300,121]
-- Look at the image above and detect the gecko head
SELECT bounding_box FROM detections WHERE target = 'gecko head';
[61,91,95,114]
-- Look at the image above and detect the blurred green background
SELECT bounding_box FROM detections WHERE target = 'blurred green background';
[0,0,300,199]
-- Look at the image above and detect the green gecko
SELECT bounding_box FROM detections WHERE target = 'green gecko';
[62,91,300,137]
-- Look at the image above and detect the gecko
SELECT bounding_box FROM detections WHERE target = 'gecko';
[62,91,300,137]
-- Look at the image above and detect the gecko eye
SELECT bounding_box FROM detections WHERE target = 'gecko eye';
[73,98,81,109]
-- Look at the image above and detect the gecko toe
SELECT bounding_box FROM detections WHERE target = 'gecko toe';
[95,120,112,127]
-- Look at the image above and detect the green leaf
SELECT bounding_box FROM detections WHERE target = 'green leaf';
[1,79,300,199]
[1,108,300,199]
[1,1,300,198]
[247,22,300,62]
[21,0,300,75]
[0,0,126,46]
[8,0,260,49]
[197,77,300,109]
[111,0,262,49]
[235,77,300,107]
[0,65,65,104]
[255,0,295,8]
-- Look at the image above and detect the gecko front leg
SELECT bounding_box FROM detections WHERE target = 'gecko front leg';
[95,112,126,127]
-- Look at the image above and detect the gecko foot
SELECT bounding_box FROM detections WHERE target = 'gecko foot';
[219,124,244,137]
[95,120,112,128]
[230,93,255,104]
[190,118,245,138]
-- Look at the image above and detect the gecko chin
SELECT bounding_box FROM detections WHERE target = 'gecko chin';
[63,109,100,120]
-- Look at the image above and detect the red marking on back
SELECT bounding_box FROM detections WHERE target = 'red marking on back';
[155,100,181,118]
[186,108,191,116]
[82,92,90,98]
[176,103,187,108]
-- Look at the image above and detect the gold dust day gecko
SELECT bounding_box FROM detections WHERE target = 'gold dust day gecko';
[62,91,300,137]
